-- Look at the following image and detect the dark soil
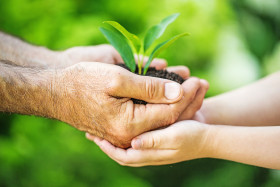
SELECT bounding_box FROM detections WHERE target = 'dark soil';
[117,64,185,104]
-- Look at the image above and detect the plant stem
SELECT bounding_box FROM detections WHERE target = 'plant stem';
[137,53,142,75]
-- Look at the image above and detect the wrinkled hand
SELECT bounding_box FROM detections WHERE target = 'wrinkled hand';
[177,79,208,121]
[61,44,167,69]
[54,62,202,148]
[86,120,211,166]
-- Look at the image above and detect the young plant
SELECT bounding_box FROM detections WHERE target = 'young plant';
[100,13,189,75]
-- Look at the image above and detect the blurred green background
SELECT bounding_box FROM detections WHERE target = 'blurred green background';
[1,0,280,186]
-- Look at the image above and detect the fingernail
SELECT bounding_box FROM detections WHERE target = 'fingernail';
[165,82,181,100]
[132,139,142,149]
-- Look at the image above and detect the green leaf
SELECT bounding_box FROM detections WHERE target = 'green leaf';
[103,21,141,53]
[100,27,136,72]
[143,32,189,75]
[143,13,180,52]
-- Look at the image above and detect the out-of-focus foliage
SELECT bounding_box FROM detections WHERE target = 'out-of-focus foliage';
[0,0,280,186]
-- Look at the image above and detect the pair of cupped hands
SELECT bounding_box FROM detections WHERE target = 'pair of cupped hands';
[59,44,209,167]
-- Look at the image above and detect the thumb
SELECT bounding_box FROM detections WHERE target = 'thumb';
[110,71,183,104]
[131,126,175,149]
[132,132,162,149]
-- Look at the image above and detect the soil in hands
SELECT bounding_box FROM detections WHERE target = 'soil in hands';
[117,64,185,104]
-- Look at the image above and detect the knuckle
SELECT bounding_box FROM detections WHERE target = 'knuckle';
[180,66,190,76]
[69,62,86,73]
[108,73,123,93]
[157,58,167,64]
[182,93,196,107]
[190,77,200,85]
[169,108,181,124]
[201,80,209,90]
[145,79,159,100]
[189,91,197,101]
[148,136,159,148]
[178,65,189,71]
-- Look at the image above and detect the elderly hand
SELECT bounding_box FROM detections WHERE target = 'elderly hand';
[60,44,167,69]
[55,62,204,148]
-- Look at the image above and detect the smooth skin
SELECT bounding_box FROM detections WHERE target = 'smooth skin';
[87,72,280,169]
[0,31,208,148]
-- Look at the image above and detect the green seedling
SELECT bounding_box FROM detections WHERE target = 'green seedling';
[100,13,189,75]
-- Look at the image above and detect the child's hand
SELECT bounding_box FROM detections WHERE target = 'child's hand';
[86,120,212,167]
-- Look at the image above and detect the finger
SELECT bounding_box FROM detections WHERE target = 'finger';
[174,77,201,110]
[113,53,123,63]
[93,138,175,166]
[121,149,176,167]
[125,154,184,167]
[86,133,99,142]
[131,77,201,133]
[92,137,143,166]
[131,125,177,149]
[148,58,167,70]
[201,79,210,90]
[105,45,123,63]
[166,66,190,80]
[135,55,167,70]
[94,138,128,163]
[109,70,184,104]
[178,79,209,120]
[86,133,94,141]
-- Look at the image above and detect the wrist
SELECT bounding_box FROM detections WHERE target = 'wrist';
[0,63,60,119]
[48,63,85,125]
[23,67,59,119]
[183,122,217,159]
[199,124,219,158]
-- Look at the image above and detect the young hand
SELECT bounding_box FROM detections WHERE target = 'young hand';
[86,120,211,166]
[87,119,280,169]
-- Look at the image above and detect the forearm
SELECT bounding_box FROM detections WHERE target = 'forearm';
[0,31,63,68]
[206,125,280,169]
[200,72,280,126]
[0,61,58,118]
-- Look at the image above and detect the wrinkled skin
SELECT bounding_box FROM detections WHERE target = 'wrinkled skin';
[0,31,205,148]
[55,62,206,148]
